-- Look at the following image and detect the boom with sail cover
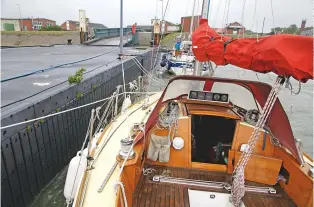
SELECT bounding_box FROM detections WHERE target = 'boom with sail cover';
[192,19,313,82]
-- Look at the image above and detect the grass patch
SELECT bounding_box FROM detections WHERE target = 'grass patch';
[1,31,78,36]
[160,32,180,49]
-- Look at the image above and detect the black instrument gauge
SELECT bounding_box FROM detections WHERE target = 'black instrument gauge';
[221,94,228,102]
[198,92,205,100]
[190,91,198,99]
[213,94,220,101]
[205,93,213,101]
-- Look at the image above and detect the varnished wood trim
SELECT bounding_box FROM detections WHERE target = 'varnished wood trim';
[274,147,313,207]
[73,171,87,207]
[229,150,282,185]
[182,103,188,116]
[192,162,227,172]
[189,110,240,120]
[96,121,113,145]
[304,153,314,165]
[188,116,192,169]
[182,98,231,107]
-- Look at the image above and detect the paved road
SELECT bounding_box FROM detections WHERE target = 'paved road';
[1,44,146,112]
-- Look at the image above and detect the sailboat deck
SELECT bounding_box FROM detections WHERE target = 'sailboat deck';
[133,165,296,207]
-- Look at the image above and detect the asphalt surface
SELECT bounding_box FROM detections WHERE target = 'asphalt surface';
[1,43,148,112]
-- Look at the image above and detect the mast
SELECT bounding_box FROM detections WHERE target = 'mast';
[189,0,197,38]
[119,0,123,55]
[119,0,126,99]
[193,0,210,76]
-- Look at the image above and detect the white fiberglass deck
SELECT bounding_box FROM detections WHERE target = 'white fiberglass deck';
[77,93,161,207]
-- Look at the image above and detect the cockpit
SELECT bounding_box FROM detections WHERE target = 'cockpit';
[144,76,298,184]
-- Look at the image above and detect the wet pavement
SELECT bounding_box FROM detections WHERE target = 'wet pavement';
[1,44,147,113]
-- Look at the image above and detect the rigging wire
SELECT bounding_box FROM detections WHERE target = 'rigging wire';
[0,91,157,130]
[180,0,191,38]
[208,0,214,22]
[1,59,119,108]
[252,0,259,40]
[269,0,276,34]
[225,0,232,29]
[212,0,224,28]
[1,48,119,83]
[221,0,229,38]
[1,55,160,109]
[254,72,260,82]
[147,0,171,93]
[239,0,247,39]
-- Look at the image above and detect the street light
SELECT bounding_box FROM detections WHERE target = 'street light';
[160,0,163,19]
[17,4,23,31]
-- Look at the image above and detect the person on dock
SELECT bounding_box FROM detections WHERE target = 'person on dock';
[175,37,182,57]
[132,23,137,35]
[131,23,137,45]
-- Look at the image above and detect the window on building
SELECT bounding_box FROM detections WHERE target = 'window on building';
[33,21,43,30]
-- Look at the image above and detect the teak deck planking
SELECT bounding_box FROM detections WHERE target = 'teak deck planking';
[133,166,296,207]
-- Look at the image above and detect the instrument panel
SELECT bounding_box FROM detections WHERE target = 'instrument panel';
[188,90,229,103]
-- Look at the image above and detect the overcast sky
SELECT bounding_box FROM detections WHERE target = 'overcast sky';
[1,0,313,32]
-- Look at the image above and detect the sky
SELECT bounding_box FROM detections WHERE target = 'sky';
[1,0,313,32]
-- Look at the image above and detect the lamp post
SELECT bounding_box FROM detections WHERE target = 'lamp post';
[160,0,163,19]
[17,4,23,31]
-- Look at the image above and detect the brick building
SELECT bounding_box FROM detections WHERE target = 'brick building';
[181,15,201,33]
[1,17,55,31]
[225,22,245,35]
[21,18,56,31]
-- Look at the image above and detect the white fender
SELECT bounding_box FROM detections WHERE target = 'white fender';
[121,95,132,112]
[82,148,89,157]
[63,152,87,203]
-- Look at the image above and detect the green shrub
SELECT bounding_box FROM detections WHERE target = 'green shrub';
[76,92,83,100]
[68,68,86,84]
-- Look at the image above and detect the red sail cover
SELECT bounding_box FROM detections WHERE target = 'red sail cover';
[192,20,313,82]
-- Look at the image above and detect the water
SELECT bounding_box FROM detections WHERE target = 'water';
[29,66,313,206]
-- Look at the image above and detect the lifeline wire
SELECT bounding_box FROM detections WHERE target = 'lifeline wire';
[0,91,157,130]
[1,48,119,83]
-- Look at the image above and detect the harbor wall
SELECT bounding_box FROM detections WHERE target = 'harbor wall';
[1,31,80,47]
[1,49,153,207]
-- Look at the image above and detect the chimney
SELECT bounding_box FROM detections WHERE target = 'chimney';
[300,19,306,33]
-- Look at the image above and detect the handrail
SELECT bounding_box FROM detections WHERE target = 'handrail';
[94,27,132,38]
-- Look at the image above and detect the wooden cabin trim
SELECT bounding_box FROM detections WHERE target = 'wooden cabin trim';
[189,110,240,120]
[181,98,231,108]
[145,117,191,168]
[231,122,275,157]
[191,162,227,172]
[274,147,313,207]
[228,150,282,185]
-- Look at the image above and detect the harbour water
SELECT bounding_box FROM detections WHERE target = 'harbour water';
[29,65,313,207]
